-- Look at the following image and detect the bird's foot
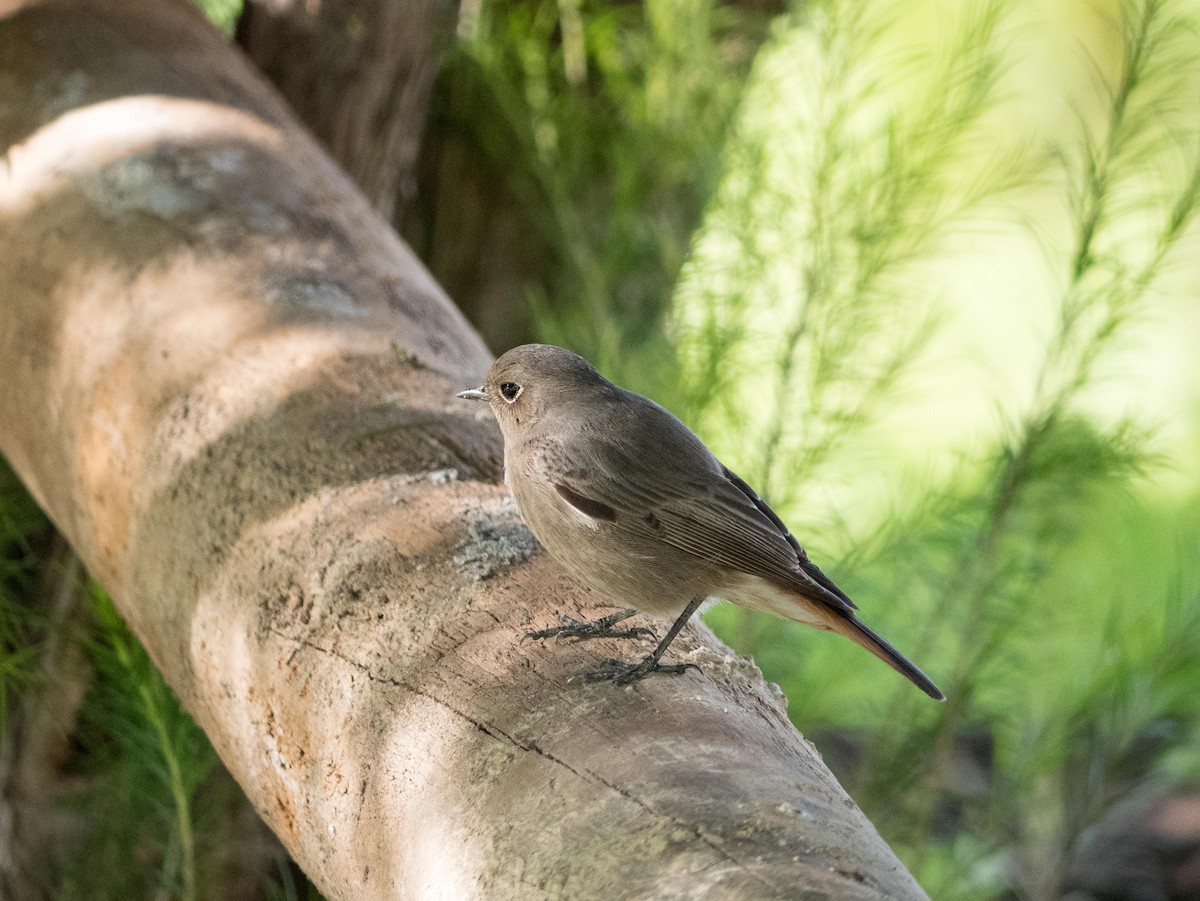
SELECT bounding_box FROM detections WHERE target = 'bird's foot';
[522,609,654,645]
[570,654,700,685]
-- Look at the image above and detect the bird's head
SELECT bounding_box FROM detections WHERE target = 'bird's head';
[456,344,609,440]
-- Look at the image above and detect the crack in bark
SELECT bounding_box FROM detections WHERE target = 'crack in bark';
[268,628,785,893]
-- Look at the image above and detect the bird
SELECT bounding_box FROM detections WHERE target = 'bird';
[457,343,944,699]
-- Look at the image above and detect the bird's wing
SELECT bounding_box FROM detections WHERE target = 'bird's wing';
[533,408,855,613]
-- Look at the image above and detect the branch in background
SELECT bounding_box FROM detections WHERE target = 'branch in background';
[237,0,457,226]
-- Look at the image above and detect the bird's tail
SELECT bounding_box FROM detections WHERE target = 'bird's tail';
[726,575,945,700]
[809,603,945,701]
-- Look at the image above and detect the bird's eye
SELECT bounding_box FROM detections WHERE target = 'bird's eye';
[499,382,522,403]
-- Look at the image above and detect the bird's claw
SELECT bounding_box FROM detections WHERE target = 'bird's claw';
[522,610,654,645]
[570,656,700,685]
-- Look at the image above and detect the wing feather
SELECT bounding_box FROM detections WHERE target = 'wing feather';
[531,408,853,613]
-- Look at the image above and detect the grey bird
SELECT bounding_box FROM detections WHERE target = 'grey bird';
[458,344,944,700]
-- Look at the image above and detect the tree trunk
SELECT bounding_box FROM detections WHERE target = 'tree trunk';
[236,0,456,226]
[0,0,927,898]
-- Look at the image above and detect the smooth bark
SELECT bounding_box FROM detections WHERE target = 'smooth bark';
[0,0,927,897]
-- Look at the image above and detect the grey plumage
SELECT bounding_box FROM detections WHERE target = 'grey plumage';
[458,344,943,700]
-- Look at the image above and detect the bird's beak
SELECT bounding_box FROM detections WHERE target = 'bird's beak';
[456,387,488,402]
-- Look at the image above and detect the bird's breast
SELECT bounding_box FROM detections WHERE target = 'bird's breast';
[508,467,602,559]
[506,466,717,615]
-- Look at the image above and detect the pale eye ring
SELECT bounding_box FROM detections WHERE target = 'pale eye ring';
[499,382,522,403]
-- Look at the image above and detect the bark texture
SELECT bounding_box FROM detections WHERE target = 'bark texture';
[237,0,456,225]
[0,0,927,898]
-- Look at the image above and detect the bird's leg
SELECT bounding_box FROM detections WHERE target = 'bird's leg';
[523,608,654,644]
[573,596,704,685]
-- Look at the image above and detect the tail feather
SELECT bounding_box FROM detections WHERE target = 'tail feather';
[723,574,945,700]
[814,604,945,701]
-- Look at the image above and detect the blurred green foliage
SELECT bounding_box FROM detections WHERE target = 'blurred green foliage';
[443,0,770,389]
[0,461,53,730]
[58,589,219,901]
[191,0,242,35]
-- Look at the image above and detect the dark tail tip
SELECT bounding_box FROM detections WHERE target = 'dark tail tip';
[892,654,945,702]
[847,614,946,702]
